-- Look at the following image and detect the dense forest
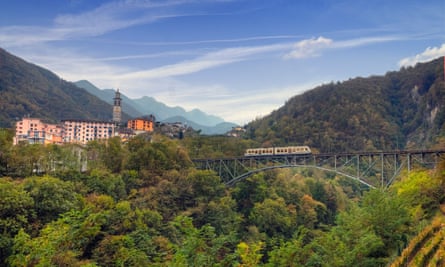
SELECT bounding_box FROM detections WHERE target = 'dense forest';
[1,129,445,266]
[247,57,445,152]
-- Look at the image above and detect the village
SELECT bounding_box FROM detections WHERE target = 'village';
[13,90,191,145]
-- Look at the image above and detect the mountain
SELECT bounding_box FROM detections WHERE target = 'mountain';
[162,116,238,135]
[75,80,237,134]
[246,57,445,152]
[75,80,143,118]
[132,96,225,126]
[0,48,125,128]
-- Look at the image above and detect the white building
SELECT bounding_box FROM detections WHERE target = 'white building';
[61,119,116,144]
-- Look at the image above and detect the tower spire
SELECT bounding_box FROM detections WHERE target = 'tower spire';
[113,89,122,125]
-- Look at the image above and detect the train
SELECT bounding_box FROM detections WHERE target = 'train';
[244,146,311,157]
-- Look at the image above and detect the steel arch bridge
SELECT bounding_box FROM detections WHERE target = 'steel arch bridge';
[192,149,445,188]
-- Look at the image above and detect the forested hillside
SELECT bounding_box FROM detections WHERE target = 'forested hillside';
[247,57,445,152]
[0,48,128,128]
[0,129,445,266]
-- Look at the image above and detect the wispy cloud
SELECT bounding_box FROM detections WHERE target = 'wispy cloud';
[284,35,402,59]
[21,34,402,85]
[332,36,402,48]
[0,0,195,47]
[284,37,333,59]
[398,44,445,67]
[97,34,302,46]
[112,43,290,80]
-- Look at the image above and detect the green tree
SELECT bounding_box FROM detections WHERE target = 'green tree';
[232,174,269,217]
[0,128,13,175]
[203,196,242,235]
[249,197,297,238]
[360,189,411,256]
[186,169,225,204]
[0,179,35,265]
[170,216,238,267]
[84,169,127,200]
[309,189,411,266]
[236,241,264,267]
[393,170,443,220]
[8,143,45,177]
[121,169,141,194]
[298,194,326,229]
[266,233,314,267]
[125,136,170,173]
[102,137,125,173]
[8,209,104,267]
[86,140,107,171]
[310,204,385,267]
[92,235,147,267]
[23,175,82,224]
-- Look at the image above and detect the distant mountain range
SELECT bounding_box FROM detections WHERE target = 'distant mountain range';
[0,47,236,134]
[74,80,237,134]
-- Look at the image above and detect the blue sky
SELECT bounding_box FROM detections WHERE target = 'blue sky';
[1,0,444,124]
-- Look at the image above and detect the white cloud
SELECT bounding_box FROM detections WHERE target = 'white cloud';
[332,36,402,48]
[53,0,164,37]
[284,35,402,60]
[113,43,290,80]
[0,0,192,47]
[398,44,445,67]
[284,36,333,59]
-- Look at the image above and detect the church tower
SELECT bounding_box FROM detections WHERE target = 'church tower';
[113,89,122,125]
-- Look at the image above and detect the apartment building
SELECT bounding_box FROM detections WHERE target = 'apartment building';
[61,119,116,144]
[14,118,63,145]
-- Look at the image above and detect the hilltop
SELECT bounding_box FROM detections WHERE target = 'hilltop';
[246,57,445,152]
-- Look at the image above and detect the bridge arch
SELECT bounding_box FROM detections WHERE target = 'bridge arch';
[224,164,376,188]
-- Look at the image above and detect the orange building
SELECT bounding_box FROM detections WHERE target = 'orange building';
[127,117,154,133]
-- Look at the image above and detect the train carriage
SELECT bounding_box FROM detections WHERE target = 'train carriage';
[244,146,311,156]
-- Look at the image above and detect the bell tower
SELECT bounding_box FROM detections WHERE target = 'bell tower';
[113,89,122,125]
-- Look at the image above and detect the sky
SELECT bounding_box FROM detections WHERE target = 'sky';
[0,0,444,124]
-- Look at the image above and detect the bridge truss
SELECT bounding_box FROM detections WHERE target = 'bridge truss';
[192,150,445,188]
